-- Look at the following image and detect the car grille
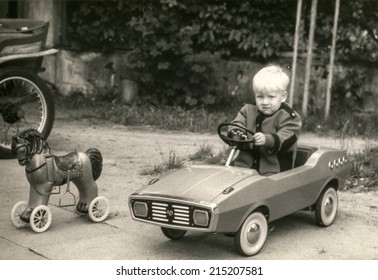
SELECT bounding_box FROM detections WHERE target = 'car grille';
[152,202,190,225]
[131,199,211,229]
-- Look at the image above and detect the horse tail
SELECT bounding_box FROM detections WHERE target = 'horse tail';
[85,148,103,181]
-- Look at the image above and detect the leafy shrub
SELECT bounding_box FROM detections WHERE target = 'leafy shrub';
[66,0,378,109]
[65,0,298,108]
[331,69,368,114]
[66,0,378,63]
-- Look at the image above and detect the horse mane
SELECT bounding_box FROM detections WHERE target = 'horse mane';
[12,129,50,155]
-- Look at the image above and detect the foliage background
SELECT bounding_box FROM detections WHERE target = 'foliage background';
[64,0,378,129]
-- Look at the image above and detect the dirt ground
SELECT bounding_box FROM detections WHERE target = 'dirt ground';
[1,107,377,260]
[49,108,378,259]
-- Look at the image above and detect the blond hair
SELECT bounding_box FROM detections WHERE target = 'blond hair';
[252,65,290,94]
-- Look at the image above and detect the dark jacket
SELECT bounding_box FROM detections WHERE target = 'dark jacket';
[231,102,302,175]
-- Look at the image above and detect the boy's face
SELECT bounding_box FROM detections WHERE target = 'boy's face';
[255,91,287,115]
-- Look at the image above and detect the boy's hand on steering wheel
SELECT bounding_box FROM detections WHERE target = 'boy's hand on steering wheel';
[228,129,248,140]
[253,132,266,146]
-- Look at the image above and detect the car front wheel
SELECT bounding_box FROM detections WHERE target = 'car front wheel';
[161,227,187,240]
[315,186,338,227]
[235,212,268,256]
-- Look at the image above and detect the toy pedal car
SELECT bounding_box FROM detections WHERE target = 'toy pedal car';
[128,123,350,256]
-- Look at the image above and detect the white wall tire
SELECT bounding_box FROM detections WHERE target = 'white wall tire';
[11,201,28,228]
[315,186,338,227]
[88,196,109,222]
[30,205,52,233]
[235,212,268,256]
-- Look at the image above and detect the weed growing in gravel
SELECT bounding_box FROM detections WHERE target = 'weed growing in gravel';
[164,148,184,170]
[335,121,378,192]
[140,147,184,176]
[345,146,378,192]
[189,144,230,165]
[140,164,165,176]
[189,144,215,162]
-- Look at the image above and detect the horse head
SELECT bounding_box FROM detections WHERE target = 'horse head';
[12,129,50,166]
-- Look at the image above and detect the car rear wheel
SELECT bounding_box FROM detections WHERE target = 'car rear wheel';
[161,227,187,240]
[234,212,268,256]
[315,186,338,227]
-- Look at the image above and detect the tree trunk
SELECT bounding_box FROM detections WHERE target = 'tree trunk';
[289,0,303,107]
[302,0,318,117]
[325,0,341,120]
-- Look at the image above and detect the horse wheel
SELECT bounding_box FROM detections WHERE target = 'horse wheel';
[30,205,52,233]
[11,201,28,228]
[88,196,109,222]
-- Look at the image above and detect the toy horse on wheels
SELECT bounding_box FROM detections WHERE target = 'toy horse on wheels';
[10,129,109,233]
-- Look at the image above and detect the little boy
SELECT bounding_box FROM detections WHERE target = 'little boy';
[229,65,302,175]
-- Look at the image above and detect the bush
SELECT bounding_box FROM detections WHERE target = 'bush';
[66,0,297,108]
[66,0,378,109]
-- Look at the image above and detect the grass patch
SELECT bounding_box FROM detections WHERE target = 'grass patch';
[55,93,237,133]
[140,164,165,176]
[189,144,215,162]
[140,144,230,176]
[140,147,184,176]
[56,93,378,136]
[344,147,378,192]
[164,149,185,170]
[189,144,232,165]
[338,125,378,192]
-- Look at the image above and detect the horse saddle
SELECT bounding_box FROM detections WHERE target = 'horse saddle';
[55,152,79,171]
[49,152,82,181]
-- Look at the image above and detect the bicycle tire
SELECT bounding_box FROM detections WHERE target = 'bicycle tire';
[0,68,55,159]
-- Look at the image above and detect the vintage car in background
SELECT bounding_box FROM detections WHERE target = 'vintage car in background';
[128,123,350,256]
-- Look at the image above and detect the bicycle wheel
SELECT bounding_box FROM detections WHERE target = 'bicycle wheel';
[0,68,55,158]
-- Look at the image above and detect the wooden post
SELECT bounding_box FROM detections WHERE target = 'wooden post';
[325,0,341,120]
[302,0,318,117]
[289,0,303,107]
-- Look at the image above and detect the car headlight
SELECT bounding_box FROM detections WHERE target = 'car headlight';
[193,210,209,227]
[133,201,148,218]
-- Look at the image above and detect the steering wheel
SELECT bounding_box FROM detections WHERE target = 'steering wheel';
[217,122,255,149]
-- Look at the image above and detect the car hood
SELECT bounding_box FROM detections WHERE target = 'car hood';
[133,165,259,203]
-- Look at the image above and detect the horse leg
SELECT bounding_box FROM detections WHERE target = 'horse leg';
[74,178,99,214]
[20,183,53,223]
[73,153,100,214]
